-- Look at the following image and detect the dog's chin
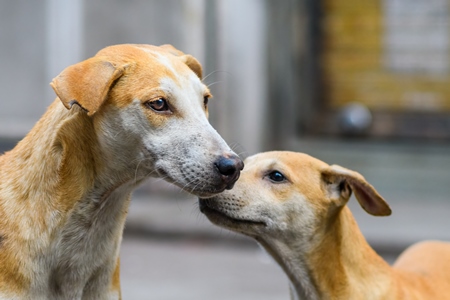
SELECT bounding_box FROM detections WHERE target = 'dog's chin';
[178,183,227,198]
[156,168,234,199]
[155,169,227,198]
[199,200,266,229]
[191,189,226,199]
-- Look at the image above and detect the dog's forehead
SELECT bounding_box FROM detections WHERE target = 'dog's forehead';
[244,152,329,199]
[97,44,202,84]
[99,44,207,109]
[245,151,328,173]
[240,152,327,213]
[142,49,206,96]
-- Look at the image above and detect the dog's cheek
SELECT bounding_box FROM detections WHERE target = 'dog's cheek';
[269,185,295,203]
[145,112,171,129]
[282,198,317,233]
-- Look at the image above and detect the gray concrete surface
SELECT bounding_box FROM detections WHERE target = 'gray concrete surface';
[120,236,290,300]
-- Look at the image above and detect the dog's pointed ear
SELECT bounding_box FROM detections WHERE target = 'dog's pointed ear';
[321,165,391,216]
[50,57,126,116]
[159,44,203,79]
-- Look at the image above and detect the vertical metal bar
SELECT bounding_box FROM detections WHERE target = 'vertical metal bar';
[45,0,84,103]
[182,0,206,62]
[204,0,229,138]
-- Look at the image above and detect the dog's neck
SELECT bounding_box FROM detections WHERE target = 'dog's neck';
[257,237,319,300]
[257,206,392,300]
[3,100,144,207]
[0,100,143,295]
[308,207,393,299]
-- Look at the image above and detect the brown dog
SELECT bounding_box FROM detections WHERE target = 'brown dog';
[0,44,243,299]
[200,151,450,299]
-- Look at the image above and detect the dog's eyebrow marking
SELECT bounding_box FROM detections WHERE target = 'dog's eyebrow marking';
[153,52,178,77]
[264,160,284,172]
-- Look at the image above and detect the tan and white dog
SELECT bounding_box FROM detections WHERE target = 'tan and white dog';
[200,151,450,299]
[0,44,243,300]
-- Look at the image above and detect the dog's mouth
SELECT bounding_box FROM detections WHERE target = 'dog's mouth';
[172,180,229,198]
[154,167,228,198]
[199,199,266,227]
[191,188,227,199]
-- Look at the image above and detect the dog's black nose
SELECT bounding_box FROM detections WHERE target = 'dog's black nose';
[215,155,244,189]
[216,157,240,176]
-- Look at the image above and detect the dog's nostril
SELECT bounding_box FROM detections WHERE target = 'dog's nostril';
[236,158,244,171]
[215,155,243,190]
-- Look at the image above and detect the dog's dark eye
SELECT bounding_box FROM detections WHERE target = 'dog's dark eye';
[146,98,170,112]
[203,96,209,109]
[267,171,286,183]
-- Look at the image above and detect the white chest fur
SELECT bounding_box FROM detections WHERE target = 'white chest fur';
[29,183,132,300]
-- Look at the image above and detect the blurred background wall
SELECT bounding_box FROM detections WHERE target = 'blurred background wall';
[3,0,450,150]
[0,0,268,155]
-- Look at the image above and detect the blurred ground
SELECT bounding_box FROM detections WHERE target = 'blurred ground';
[120,236,290,300]
[1,138,449,299]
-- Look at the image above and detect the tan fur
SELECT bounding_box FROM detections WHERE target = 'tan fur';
[0,44,242,299]
[200,151,450,300]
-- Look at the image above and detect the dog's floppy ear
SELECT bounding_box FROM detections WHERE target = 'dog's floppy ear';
[181,55,203,79]
[160,44,203,79]
[50,57,126,116]
[321,165,391,216]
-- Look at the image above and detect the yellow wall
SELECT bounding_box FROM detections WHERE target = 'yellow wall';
[321,0,450,112]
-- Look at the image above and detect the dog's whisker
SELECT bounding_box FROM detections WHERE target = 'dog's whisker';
[133,158,145,184]
[228,142,249,159]
[182,176,202,191]
[145,169,161,179]
[206,81,223,88]
[178,178,194,192]
[202,70,220,82]
[202,70,233,83]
